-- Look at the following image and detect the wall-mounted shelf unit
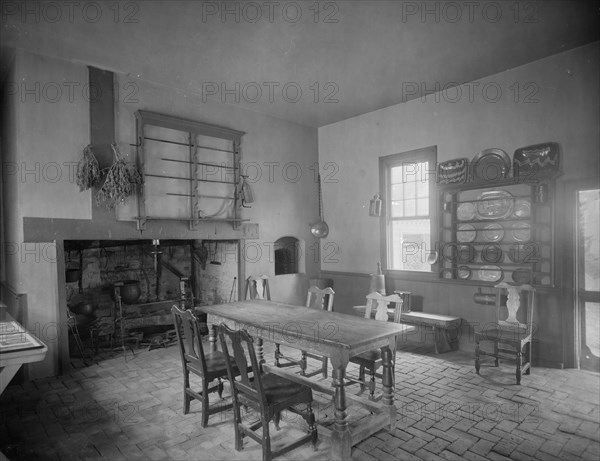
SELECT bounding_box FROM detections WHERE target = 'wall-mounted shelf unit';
[135,111,246,231]
[437,177,555,288]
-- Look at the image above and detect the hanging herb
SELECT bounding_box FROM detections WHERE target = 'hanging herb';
[75,144,101,191]
[95,144,143,209]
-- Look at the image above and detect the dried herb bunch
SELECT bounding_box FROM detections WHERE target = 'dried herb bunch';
[95,144,143,209]
[75,145,100,191]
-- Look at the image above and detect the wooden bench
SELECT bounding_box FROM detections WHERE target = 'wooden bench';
[399,312,462,354]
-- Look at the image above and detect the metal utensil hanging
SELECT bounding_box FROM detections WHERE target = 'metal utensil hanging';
[310,173,329,238]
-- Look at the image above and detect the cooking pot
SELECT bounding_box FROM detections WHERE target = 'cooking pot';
[65,269,81,283]
[111,280,141,304]
[70,302,94,316]
[72,314,93,326]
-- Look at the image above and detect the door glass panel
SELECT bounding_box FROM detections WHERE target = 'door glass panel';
[577,188,600,371]
[584,302,600,357]
[578,190,600,291]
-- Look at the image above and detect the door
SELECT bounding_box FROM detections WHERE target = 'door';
[576,188,600,371]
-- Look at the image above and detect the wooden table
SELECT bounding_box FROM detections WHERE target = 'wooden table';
[0,311,48,395]
[198,299,411,460]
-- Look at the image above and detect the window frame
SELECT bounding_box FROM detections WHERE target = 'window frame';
[379,145,439,280]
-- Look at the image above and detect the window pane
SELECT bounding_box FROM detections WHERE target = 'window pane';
[391,184,403,201]
[417,198,429,215]
[401,161,420,183]
[391,201,403,218]
[404,199,416,216]
[391,166,403,184]
[420,162,429,182]
[404,181,416,199]
[416,179,429,197]
[390,219,431,271]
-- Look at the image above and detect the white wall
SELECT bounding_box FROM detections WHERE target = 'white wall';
[317,42,600,367]
[319,42,599,274]
[2,49,320,378]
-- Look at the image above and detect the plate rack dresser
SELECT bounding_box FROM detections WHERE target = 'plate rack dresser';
[437,177,556,288]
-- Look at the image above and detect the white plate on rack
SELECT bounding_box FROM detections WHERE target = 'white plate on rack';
[479,265,503,282]
[457,202,476,221]
[457,224,476,243]
[483,223,505,242]
[512,268,532,284]
[511,222,531,241]
[457,266,472,280]
[513,199,531,218]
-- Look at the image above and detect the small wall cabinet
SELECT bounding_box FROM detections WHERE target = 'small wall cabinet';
[437,178,555,287]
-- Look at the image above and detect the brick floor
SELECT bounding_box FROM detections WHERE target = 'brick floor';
[1,343,599,460]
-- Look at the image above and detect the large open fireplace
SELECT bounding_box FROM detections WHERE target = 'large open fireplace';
[64,239,239,356]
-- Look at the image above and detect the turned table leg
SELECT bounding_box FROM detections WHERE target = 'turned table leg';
[381,345,397,428]
[331,359,351,461]
[257,337,264,364]
[208,323,217,352]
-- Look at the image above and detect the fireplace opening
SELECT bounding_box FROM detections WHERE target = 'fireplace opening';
[64,239,239,361]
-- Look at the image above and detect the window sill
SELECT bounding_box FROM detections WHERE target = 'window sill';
[384,269,438,282]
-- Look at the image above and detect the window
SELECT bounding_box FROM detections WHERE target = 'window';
[380,146,437,273]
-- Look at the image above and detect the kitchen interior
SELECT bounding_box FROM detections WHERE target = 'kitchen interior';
[1,1,599,460]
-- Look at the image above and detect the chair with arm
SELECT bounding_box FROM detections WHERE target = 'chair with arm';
[218,323,317,461]
[475,283,536,384]
[171,305,233,427]
[349,292,404,400]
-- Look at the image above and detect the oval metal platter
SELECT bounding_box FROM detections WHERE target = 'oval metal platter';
[476,190,514,220]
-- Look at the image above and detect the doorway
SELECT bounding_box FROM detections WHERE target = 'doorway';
[576,188,600,371]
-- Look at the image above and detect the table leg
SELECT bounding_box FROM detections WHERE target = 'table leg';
[257,338,264,364]
[433,326,440,354]
[381,344,397,429]
[0,365,21,395]
[208,323,217,352]
[330,360,351,460]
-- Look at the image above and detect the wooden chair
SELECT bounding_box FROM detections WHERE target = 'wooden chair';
[218,323,317,461]
[171,305,233,427]
[245,275,271,301]
[349,292,404,400]
[274,286,335,377]
[475,283,536,385]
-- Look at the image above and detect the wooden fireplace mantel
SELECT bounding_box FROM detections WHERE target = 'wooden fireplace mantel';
[22,217,259,242]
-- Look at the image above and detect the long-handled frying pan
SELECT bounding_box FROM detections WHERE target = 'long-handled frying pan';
[310,173,329,238]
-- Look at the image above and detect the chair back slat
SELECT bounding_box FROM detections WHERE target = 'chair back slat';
[218,324,268,408]
[306,286,335,311]
[364,292,403,323]
[245,275,271,300]
[172,305,208,375]
[495,283,535,334]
